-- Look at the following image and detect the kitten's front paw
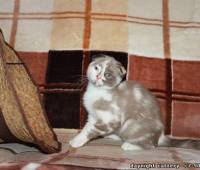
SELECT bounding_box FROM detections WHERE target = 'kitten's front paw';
[69,138,84,148]
[69,135,88,148]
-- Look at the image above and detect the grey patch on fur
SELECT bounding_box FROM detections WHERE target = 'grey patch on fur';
[93,99,111,111]
[95,119,110,132]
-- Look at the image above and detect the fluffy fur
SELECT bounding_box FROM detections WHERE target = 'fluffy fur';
[69,55,200,150]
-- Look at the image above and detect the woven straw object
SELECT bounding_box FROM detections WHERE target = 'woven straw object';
[0,30,61,153]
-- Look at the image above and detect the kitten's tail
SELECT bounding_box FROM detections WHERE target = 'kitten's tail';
[158,132,200,150]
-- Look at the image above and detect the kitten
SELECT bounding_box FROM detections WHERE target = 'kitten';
[69,55,200,150]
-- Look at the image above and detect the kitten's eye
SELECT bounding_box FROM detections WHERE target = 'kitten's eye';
[94,66,98,70]
[105,73,113,79]
[94,65,101,72]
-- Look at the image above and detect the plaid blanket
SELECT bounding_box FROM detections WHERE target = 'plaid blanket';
[0,0,200,139]
[0,129,200,169]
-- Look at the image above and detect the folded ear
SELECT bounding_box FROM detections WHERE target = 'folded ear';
[119,65,126,77]
[92,54,107,61]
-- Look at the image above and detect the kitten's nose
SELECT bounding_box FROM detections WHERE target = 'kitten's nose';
[96,75,101,80]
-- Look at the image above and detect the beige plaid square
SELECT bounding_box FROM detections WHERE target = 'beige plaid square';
[51,18,84,50]
[128,0,163,19]
[20,0,54,13]
[128,23,164,58]
[0,0,14,13]
[53,0,85,12]
[16,20,52,51]
[0,20,12,41]
[92,0,127,15]
[90,19,128,51]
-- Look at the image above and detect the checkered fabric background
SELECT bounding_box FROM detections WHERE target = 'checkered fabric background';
[0,0,200,59]
[0,0,200,139]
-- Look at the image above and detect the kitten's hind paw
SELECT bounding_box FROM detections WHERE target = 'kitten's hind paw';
[121,142,143,151]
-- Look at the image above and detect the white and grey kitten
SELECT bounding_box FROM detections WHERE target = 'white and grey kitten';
[69,55,200,150]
